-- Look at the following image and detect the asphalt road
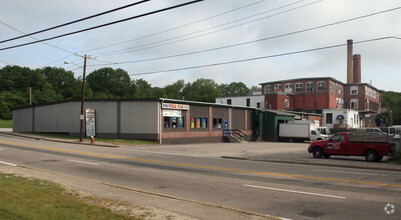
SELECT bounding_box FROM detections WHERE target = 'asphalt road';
[0,133,400,220]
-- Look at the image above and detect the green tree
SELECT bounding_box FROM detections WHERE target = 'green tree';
[381,91,401,125]
[220,82,249,97]
[39,67,81,99]
[164,80,185,99]
[86,68,131,98]
[133,78,152,98]
[183,78,221,102]
[0,91,26,119]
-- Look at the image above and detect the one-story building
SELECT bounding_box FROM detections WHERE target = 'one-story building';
[13,98,298,144]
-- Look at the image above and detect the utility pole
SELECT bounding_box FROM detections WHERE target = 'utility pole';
[75,54,96,142]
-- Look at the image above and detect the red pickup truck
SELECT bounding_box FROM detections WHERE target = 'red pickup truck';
[308,132,395,162]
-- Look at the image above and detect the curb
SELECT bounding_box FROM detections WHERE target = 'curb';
[0,132,119,148]
[221,156,401,172]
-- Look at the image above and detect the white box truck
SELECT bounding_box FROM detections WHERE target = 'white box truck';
[279,123,326,142]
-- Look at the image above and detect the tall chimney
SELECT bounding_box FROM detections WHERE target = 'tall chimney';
[347,39,353,83]
[353,54,361,83]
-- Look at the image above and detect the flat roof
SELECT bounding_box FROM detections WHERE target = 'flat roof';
[259,77,344,86]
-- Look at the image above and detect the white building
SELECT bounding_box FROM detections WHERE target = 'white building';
[215,90,265,108]
[322,109,360,129]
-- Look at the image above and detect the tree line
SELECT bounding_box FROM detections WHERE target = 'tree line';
[0,65,256,120]
[1,65,400,125]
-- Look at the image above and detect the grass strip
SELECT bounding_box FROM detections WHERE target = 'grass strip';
[0,173,134,219]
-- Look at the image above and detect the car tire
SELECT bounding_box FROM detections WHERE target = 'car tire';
[312,147,323,158]
[365,150,378,162]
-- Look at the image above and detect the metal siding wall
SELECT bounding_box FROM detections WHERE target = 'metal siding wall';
[35,102,80,133]
[120,101,158,134]
[12,108,33,132]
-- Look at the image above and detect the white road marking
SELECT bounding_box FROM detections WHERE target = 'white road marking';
[244,184,346,199]
[0,160,17,166]
[66,159,99,166]
[314,169,386,176]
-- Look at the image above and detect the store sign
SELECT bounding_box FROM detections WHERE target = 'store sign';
[163,109,182,117]
[162,103,189,110]
[85,108,96,137]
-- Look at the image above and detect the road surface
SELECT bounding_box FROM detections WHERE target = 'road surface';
[0,133,400,219]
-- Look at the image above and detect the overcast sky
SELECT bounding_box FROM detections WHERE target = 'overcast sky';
[1,0,400,92]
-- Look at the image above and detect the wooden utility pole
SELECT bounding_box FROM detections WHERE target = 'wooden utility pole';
[76,54,96,142]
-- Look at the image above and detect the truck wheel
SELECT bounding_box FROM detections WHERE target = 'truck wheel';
[312,147,323,158]
[365,150,378,162]
[323,154,331,159]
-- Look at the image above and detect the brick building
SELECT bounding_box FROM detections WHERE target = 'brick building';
[260,77,344,112]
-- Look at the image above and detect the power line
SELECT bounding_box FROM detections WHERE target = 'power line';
[127,37,397,76]
[77,0,268,54]
[0,58,13,65]
[94,0,315,57]
[0,0,151,44]
[0,0,204,51]
[0,20,74,54]
[89,4,401,66]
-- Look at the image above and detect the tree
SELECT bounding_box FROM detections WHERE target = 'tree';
[183,78,221,102]
[39,67,81,99]
[0,91,26,120]
[133,78,153,98]
[220,82,249,97]
[164,80,185,99]
[86,68,131,98]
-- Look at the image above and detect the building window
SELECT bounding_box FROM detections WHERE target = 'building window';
[284,99,289,108]
[164,117,185,128]
[295,83,303,93]
[227,99,232,105]
[264,85,272,93]
[330,82,334,92]
[191,117,208,129]
[246,98,250,107]
[317,81,326,91]
[326,113,333,124]
[257,102,261,108]
[284,83,293,93]
[351,99,358,110]
[213,118,223,128]
[306,82,314,92]
[274,84,282,91]
[351,86,358,95]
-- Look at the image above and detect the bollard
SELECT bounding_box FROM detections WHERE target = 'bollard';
[90,136,94,144]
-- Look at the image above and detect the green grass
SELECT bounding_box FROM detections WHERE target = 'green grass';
[0,120,12,128]
[0,173,135,219]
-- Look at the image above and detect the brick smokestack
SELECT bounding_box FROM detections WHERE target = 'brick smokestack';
[347,39,353,83]
[353,54,361,83]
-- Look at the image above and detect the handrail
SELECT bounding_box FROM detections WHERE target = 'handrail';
[226,129,248,142]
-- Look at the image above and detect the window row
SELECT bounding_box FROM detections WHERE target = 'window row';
[164,116,226,129]
[264,81,328,93]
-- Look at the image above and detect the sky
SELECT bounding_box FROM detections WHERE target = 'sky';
[1,0,400,92]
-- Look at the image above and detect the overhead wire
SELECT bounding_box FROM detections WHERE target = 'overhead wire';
[0,0,151,44]
[77,0,268,54]
[93,0,314,57]
[127,37,398,76]
[0,0,204,51]
[88,4,401,66]
[0,20,74,54]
